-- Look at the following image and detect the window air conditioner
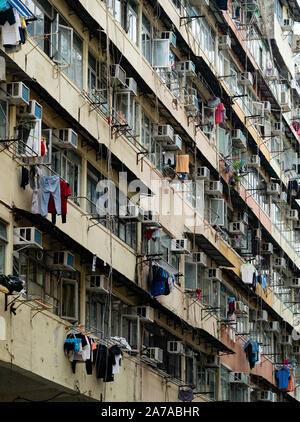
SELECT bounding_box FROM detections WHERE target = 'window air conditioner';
[86,275,109,294]
[13,227,43,249]
[171,238,190,254]
[264,101,271,115]
[233,212,248,225]
[18,99,43,120]
[154,125,174,143]
[292,34,300,53]
[110,64,126,86]
[294,221,300,230]
[206,268,222,282]
[167,341,184,354]
[266,183,280,196]
[235,301,247,314]
[140,210,160,227]
[253,228,262,240]
[232,129,247,150]
[124,77,137,96]
[175,60,196,77]
[257,391,277,402]
[229,222,246,235]
[266,68,278,81]
[184,95,199,112]
[266,321,280,334]
[250,309,268,322]
[248,155,261,169]
[292,108,300,120]
[120,204,141,220]
[274,257,286,268]
[229,372,249,385]
[147,347,164,363]
[164,134,182,151]
[238,72,253,86]
[205,355,220,367]
[5,82,30,105]
[53,128,78,149]
[218,35,231,50]
[204,181,223,197]
[280,335,292,346]
[287,210,298,220]
[47,251,75,271]
[161,31,176,48]
[261,243,273,254]
[196,166,210,181]
[293,345,300,355]
[192,252,207,267]
[280,92,291,112]
[281,18,293,31]
[136,306,154,323]
[291,278,300,288]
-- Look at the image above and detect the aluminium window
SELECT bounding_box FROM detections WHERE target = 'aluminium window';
[142,14,152,64]
[0,221,7,274]
[52,148,81,204]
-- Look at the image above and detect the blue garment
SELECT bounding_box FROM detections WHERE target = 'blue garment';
[40,175,61,217]
[0,0,10,12]
[257,274,267,291]
[276,367,291,389]
[0,5,15,24]
[7,0,33,18]
[244,339,259,369]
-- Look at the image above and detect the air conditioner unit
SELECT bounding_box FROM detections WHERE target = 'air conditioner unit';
[257,391,277,402]
[233,212,248,225]
[53,128,78,149]
[18,99,43,120]
[167,341,184,354]
[266,183,281,196]
[229,221,246,235]
[154,125,174,143]
[292,34,300,53]
[261,243,273,254]
[274,257,286,268]
[124,77,137,96]
[205,355,220,367]
[206,268,222,282]
[110,64,126,86]
[266,321,280,333]
[218,35,231,50]
[294,220,300,230]
[287,210,298,220]
[229,372,249,385]
[265,68,278,81]
[250,309,268,322]
[280,335,292,346]
[253,228,262,240]
[164,134,182,151]
[232,129,247,150]
[136,306,154,323]
[184,95,199,112]
[281,18,293,31]
[5,82,30,105]
[171,238,190,254]
[140,210,160,227]
[147,347,163,363]
[47,251,75,271]
[292,108,300,120]
[264,101,271,115]
[192,252,207,267]
[238,72,253,86]
[291,278,300,288]
[235,301,247,314]
[248,155,261,168]
[205,181,223,197]
[280,92,291,112]
[120,204,141,220]
[86,275,109,293]
[271,122,282,136]
[293,345,300,355]
[196,166,210,181]
[13,227,43,249]
[161,31,176,48]
[175,60,196,77]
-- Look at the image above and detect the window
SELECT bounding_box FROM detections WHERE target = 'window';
[86,162,104,215]
[218,127,232,158]
[220,367,231,402]
[61,278,78,321]
[0,221,7,273]
[126,0,138,45]
[142,14,152,64]
[184,254,203,291]
[88,52,101,91]
[0,100,7,138]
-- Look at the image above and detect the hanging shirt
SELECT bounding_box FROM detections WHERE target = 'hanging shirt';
[276,367,291,389]
[240,263,256,285]
[215,102,225,124]
[175,155,189,174]
[112,354,122,374]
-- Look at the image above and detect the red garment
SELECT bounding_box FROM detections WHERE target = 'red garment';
[41,140,46,157]
[196,288,201,300]
[48,179,71,215]
[215,102,224,124]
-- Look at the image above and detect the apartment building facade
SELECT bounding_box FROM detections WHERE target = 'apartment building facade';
[0,0,300,402]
